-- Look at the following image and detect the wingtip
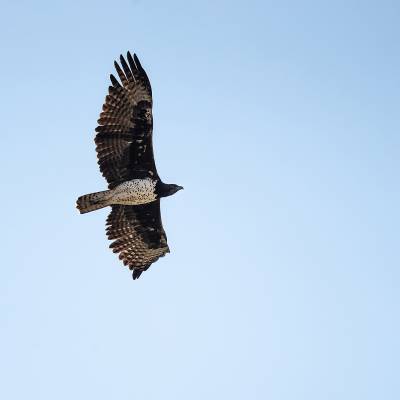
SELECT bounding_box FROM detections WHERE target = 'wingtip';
[133,53,142,68]
[110,73,120,87]
[132,269,143,280]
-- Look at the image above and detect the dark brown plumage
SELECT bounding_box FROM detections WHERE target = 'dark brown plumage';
[95,52,156,189]
[106,203,169,279]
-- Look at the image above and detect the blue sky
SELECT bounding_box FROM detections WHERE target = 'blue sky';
[1,1,399,399]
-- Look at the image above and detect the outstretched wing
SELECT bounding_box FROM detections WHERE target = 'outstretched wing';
[95,52,157,189]
[106,202,170,279]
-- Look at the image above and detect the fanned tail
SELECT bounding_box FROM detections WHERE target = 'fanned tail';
[76,190,111,214]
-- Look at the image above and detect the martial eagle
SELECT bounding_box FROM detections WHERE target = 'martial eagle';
[77,52,183,280]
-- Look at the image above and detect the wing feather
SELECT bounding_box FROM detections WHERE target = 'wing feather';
[106,202,169,279]
[95,52,156,189]
[110,74,121,88]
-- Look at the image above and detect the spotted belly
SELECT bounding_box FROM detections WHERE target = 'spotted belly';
[110,178,157,205]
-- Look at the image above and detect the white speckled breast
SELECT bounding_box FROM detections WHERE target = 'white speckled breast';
[110,178,157,205]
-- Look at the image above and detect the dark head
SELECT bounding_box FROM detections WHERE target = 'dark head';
[156,182,184,198]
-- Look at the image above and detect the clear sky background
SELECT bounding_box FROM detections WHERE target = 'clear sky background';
[0,1,399,399]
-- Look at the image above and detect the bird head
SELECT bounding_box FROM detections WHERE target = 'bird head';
[160,183,184,198]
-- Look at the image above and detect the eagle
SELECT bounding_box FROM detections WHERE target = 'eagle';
[76,52,183,280]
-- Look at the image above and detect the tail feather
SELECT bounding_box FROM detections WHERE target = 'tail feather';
[76,190,111,214]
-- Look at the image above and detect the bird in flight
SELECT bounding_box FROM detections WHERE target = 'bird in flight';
[76,51,183,280]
